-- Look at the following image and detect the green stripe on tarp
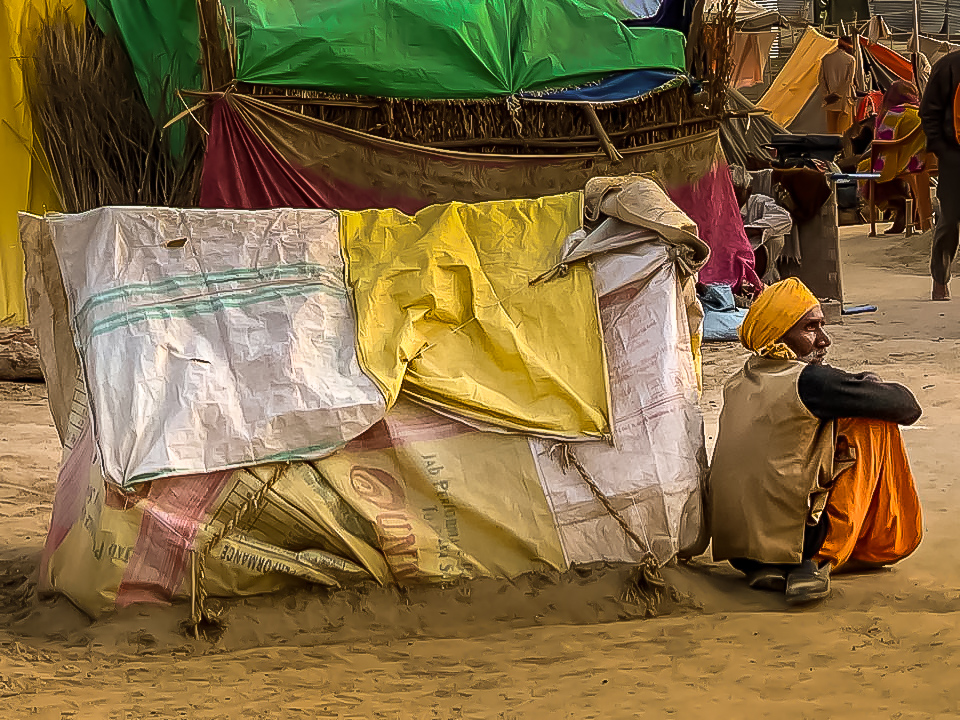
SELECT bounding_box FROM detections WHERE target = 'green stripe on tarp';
[84,279,342,338]
[124,441,341,486]
[75,262,337,331]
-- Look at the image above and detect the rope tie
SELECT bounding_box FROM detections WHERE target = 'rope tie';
[183,463,287,640]
[547,442,665,616]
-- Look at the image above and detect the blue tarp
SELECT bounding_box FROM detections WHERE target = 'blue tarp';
[700,284,748,342]
[522,70,683,103]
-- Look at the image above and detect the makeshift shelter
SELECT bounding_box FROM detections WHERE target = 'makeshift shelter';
[22,177,710,619]
[73,0,757,293]
[707,0,782,30]
[757,27,836,131]
[757,27,917,133]
[720,87,788,167]
[19,1,745,624]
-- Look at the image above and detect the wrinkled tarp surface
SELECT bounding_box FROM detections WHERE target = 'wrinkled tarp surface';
[37,185,707,616]
[199,94,756,291]
[758,28,835,128]
[341,194,612,439]
[87,0,684,107]
[34,208,387,487]
[1,0,83,326]
[229,0,685,97]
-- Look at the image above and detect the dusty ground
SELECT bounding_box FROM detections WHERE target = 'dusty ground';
[0,226,958,718]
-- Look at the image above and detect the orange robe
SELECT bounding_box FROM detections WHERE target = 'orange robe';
[816,417,923,569]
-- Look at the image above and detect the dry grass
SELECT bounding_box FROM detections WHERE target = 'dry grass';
[24,15,202,213]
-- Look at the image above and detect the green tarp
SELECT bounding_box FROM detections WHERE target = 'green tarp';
[231,0,685,97]
[88,0,684,106]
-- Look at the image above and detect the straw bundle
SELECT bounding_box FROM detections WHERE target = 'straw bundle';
[24,15,201,213]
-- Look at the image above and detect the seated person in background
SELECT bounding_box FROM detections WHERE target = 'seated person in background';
[857,81,927,234]
[709,279,923,605]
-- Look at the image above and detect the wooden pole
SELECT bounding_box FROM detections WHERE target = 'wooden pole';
[912,0,926,92]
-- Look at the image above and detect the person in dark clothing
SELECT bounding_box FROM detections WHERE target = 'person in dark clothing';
[920,51,960,300]
[710,279,923,605]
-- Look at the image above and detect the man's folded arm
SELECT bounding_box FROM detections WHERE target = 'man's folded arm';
[797,363,922,425]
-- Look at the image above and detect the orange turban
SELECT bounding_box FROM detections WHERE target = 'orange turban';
[738,278,819,360]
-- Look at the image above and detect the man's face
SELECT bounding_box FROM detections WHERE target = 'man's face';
[779,306,831,363]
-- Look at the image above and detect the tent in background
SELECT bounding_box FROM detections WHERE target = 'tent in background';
[720,87,788,167]
[757,27,836,130]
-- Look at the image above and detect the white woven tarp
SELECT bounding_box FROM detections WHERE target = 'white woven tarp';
[532,179,708,564]
[41,207,386,487]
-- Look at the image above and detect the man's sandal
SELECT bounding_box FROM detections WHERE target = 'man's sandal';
[785,560,831,605]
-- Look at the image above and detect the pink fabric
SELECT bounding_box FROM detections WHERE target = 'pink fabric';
[668,164,761,292]
[201,99,756,291]
[39,424,95,590]
[116,470,232,608]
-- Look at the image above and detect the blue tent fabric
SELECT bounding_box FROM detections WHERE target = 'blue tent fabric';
[700,284,748,342]
[521,70,683,103]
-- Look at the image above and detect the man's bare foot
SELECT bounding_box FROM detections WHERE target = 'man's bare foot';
[933,282,951,301]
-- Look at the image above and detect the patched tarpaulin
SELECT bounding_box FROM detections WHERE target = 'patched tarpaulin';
[36,180,709,616]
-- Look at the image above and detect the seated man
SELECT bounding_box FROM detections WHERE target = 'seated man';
[709,279,923,605]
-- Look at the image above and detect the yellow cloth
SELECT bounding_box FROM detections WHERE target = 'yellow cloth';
[738,278,819,360]
[1,0,83,326]
[856,105,926,183]
[340,193,612,439]
[758,28,836,127]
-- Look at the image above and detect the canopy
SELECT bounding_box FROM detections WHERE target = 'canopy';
[88,0,686,109]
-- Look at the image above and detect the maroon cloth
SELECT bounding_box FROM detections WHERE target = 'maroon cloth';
[200,100,426,212]
[668,164,761,293]
[201,99,759,292]
[200,100,332,209]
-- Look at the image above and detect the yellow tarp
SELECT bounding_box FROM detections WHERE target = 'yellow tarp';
[1,0,82,326]
[341,193,611,439]
[316,399,567,582]
[758,28,836,128]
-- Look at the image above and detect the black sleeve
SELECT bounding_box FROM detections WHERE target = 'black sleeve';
[920,56,954,157]
[797,364,922,425]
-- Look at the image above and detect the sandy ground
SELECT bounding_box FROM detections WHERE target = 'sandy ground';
[1,226,959,718]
